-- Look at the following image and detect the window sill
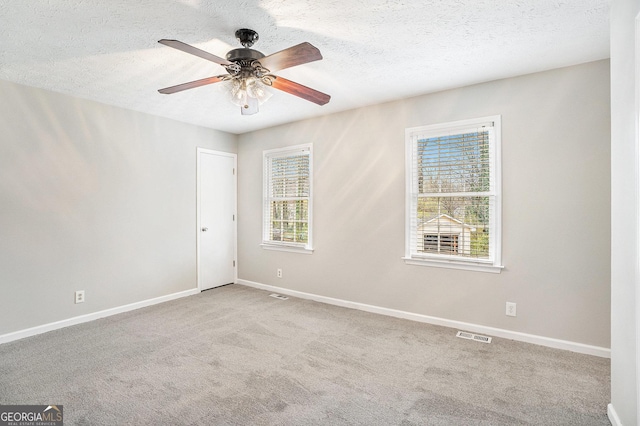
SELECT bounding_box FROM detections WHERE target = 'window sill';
[402,256,503,274]
[261,243,314,255]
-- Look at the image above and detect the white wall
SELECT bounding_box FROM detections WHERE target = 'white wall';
[0,79,237,335]
[238,60,611,349]
[609,0,639,424]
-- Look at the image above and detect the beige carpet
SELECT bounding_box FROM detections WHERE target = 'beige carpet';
[0,284,610,425]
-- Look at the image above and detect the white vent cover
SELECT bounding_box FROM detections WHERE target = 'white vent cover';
[269,293,289,300]
[456,331,492,343]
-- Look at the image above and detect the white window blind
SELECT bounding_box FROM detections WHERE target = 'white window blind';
[263,144,313,253]
[405,116,502,273]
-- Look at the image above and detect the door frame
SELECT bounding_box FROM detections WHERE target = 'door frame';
[635,12,640,422]
[196,148,238,291]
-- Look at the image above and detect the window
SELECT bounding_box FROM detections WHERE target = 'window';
[262,144,313,254]
[424,234,458,254]
[404,116,502,273]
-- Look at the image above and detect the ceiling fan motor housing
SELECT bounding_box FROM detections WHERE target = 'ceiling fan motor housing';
[226,48,265,63]
[226,48,269,81]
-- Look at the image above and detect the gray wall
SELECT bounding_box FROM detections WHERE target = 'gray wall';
[238,60,611,348]
[0,79,237,335]
[610,0,639,423]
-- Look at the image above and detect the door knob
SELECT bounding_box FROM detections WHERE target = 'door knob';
[201,227,208,232]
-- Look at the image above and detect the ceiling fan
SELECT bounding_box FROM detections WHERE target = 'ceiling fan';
[157,29,331,115]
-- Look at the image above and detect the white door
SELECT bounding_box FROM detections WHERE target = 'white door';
[197,149,236,291]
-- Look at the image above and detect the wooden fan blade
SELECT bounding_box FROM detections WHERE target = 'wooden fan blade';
[158,75,227,94]
[258,42,322,72]
[270,76,330,105]
[158,39,232,66]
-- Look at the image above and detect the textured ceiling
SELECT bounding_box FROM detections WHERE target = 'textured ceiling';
[0,0,610,134]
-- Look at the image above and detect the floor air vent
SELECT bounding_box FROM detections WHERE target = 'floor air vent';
[269,293,289,300]
[456,331,492,343]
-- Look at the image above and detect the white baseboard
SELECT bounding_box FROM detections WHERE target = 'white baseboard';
[607,403,622,426]
[237,279,611,358]
[0,288,200,345]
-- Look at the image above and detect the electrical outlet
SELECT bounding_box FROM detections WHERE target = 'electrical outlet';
[277,268,282,278]
[75,290,85,304]
[506,302,516,317]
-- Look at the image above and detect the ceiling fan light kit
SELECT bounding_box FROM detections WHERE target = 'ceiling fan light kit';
[158,29,330,115]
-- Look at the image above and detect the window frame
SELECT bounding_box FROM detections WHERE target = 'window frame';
[261,144,314,254]
[403,116,503,273]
